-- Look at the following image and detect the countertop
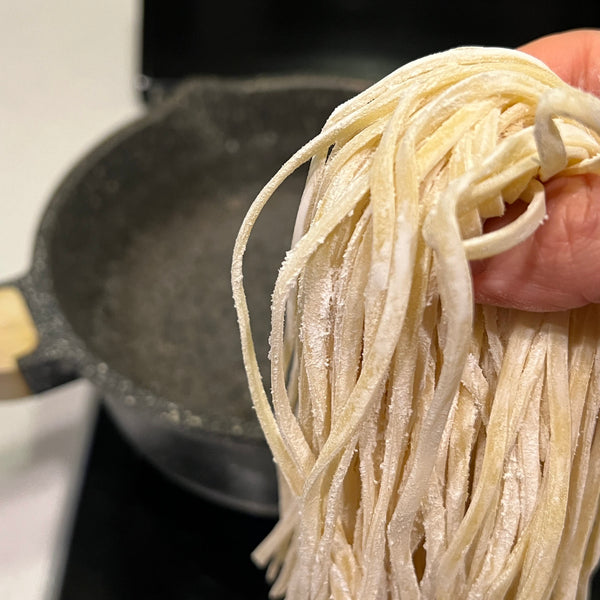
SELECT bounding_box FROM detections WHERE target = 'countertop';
[0,2,142,598]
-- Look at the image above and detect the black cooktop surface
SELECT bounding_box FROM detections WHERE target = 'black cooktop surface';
[59,408,600,599]
[58,408,275,600]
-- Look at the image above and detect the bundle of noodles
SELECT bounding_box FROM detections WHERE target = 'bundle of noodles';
[231,47,600,599]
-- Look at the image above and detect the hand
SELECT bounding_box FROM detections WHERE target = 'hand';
[471,29,600,311]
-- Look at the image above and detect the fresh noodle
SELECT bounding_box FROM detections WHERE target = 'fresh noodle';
[231,47,600,599]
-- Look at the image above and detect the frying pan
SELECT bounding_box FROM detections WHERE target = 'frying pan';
[1,76,365,516]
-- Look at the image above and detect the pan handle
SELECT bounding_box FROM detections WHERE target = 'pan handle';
[0,279,78,399]
[0,283,39,398]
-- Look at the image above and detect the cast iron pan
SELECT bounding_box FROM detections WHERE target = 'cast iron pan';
[1,76,365,516]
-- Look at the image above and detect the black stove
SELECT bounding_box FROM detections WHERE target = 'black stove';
[58,408,600,599]
[58,408,274,600]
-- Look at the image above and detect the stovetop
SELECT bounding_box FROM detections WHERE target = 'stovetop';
[59,408,600,599]
[58,408,274,600]
[59,410,600,600]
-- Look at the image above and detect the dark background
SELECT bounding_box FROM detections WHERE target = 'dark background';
[142,0,600,96]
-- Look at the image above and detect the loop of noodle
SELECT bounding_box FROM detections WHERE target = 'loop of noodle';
[231,47,600,599]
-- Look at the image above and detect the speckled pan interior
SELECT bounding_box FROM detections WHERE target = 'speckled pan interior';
[37,77,365,437]
[16,77,366,513]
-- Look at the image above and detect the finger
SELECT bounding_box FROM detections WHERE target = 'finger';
[473,175,600,311]
[519,29,600,96]
[470,31,600,311]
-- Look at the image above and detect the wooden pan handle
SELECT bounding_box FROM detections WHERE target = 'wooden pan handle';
[0,286,39,399]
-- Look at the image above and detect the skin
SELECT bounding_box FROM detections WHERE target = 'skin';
[471,29,600,311]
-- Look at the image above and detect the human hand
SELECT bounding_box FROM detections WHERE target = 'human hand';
[471,29,600,311]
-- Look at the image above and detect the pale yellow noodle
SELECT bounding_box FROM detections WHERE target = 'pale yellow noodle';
[231,46,600,599]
